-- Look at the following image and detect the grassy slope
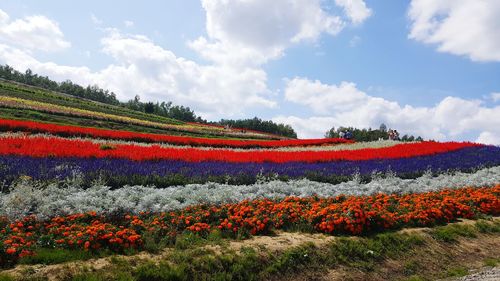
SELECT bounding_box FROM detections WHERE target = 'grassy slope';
[0,80,278,140]
[1,218,499,281]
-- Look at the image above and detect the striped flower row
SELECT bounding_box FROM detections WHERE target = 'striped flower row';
[0,118,348,148]
[0,134,480,163]
[2,166,499,219]
[2,185,499,264]
[1,145,499,187]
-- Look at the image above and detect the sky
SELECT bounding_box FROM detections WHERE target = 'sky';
[0,0,499,144]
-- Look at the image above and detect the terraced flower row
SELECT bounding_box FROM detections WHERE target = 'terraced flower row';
[3,166,499,220]
[0,97,276,139]
[1,186,499,265]
[0,118,350,148]
[2,145,499,187]
[0,135,479,163]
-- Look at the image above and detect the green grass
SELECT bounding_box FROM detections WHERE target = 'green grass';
[0,274,14,281]
[475,219,500,233]
[403,260,420,276]
[19,248,98,265]
[71,272,134,281]
[431,223,477,242]
[135,262,187,281]
[144,246,263,281]
[483,257,500,267]
[325,232,424,271]
[264,242,317,275]
[446,266,468,277]
[403,275,425,281]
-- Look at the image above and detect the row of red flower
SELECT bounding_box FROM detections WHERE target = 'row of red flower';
[0,118,351,148]
[1,185,499,264]
[0,135,478,163]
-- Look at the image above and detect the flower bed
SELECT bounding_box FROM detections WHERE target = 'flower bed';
[0,99,278,139]
[1,145,498,187]
[1,186,499,265]
[0,135,479,163]
[0,118,350,148]
[2,166,499,219]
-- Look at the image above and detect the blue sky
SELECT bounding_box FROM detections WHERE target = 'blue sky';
[0,0,499,143]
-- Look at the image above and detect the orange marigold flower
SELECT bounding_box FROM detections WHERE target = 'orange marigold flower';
[6,247,17,255]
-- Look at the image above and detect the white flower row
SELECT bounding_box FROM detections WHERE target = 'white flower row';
[1,166,499,220]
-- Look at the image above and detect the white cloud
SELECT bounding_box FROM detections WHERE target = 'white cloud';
[492,92,500,103]
[408,0,500,62]
[124,20,134,27]
[0,10,9,24]
[0,1,371,119]
[90,13,103,25]
[349,35,361,47]
[476,131,500,146]
[190,0,370,66]
[0,9,70,52]
[272,115,337,139]
[284,78,369,114]
[277,77,500,144]
[335,0,372,24]
[0,30,276,118]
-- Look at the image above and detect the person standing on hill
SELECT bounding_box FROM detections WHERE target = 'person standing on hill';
[339,131,345,139]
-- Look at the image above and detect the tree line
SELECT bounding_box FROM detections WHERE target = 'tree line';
[216,117,297,138]
[0,65,298,138]
[325,123,423,142]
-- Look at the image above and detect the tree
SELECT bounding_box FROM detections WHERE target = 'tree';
[216,117,297,138]
[144,102,156,114]
[324,125,423,142]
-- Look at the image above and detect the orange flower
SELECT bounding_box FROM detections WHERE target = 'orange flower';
[6,247,17,255]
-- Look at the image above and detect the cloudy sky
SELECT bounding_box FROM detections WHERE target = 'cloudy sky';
[0,0,499,143]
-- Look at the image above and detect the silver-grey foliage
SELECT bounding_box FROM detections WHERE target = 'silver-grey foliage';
[1,166,499,219]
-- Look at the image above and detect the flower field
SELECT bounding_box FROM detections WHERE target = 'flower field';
[1,186,499,264]
[0,97,284,140]
[0,118,349,148]
[0,117,499,270]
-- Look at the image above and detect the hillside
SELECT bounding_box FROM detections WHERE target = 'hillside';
[0,68,499,281]
[0,78,286,140]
